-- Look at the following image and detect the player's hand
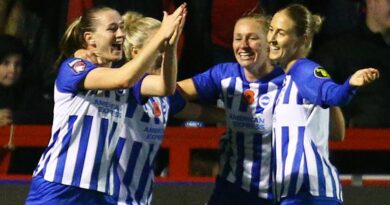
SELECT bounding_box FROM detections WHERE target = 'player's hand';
[168,5,187,47]
[0,109,12,127]
[159,3,187,42]
[74,49,108,65]
[349,68,380,87]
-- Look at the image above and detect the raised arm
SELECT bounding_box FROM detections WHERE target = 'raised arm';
[141,6,187,96]
[83,4,186,90]
[321,68,380,106]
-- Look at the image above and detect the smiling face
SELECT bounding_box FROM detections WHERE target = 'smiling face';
[233,18,268,71]
[267,11,302,68]
[0,54,22,87]
[87,9,125,63]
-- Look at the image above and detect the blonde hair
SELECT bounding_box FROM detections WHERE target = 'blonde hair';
[122,11,161,61]
[235,12,270,56]
[281,4,323,55]
[54,7,115,69]
[237,11,269,34]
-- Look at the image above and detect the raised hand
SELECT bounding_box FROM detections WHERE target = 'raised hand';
[168,5,187,46]
[159,3,187,42]
[349,68,380,87]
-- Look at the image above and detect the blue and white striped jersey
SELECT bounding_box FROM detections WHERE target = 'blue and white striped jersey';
[272,58,357,202]
[33,58,185,205]
[193,63,284,200]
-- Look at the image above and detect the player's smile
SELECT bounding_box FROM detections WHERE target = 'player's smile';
[238,50,255,60]
[267,11,300,68]
[233,18,268,71]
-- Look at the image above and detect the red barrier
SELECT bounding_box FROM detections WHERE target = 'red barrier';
[1,125,390,184]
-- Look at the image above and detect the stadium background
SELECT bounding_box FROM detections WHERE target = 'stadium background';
[1,0,390,204]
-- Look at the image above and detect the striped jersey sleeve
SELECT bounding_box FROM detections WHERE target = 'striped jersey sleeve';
[56,58,97,93]
[289,59,357,107]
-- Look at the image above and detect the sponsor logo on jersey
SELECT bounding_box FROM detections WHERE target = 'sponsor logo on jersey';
[144,127,164,141]
[229,113,265,130]
[94,99,122,117]
[68,59,86,74]
[243,89,255,105]
[314,67,330,78]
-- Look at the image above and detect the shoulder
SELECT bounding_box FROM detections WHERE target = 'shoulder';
[210,62,241,74]
[194,62,241,81]
[58,58,97,76]
[288,58,333,98]
[55,58,98,93]
[291,58,320,74]
[290,58,331,80]
[264,66,285,86]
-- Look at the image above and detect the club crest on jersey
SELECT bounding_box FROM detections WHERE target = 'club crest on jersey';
[243,89,255,105]
[69,59,86,74]
[152,101,161,117]
[314,67,330,79]
[259,95,270,107]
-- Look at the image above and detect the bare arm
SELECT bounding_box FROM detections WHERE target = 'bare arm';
[177,78,199,100]
[141,8,187,96]
[329,106,345,142]
[173,82,225,124]
[83,4,186,90]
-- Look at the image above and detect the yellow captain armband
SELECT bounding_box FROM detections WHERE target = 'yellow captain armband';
[314,67,331,79]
